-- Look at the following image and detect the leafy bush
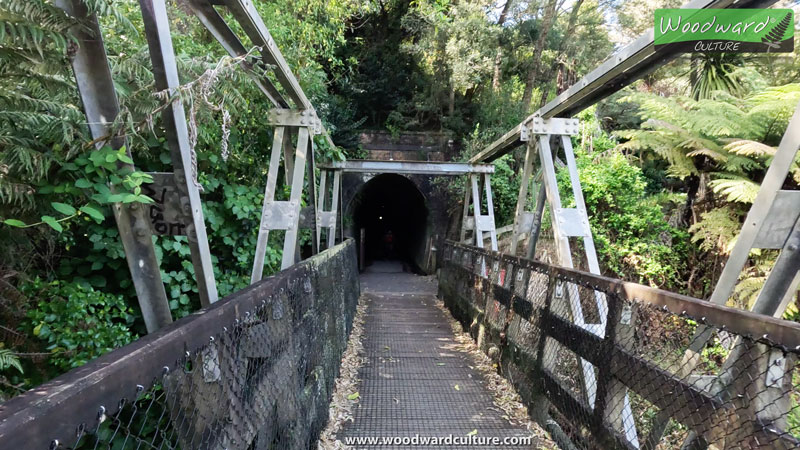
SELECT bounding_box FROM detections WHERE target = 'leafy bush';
[558,151,688,289]
[22,279,136,373]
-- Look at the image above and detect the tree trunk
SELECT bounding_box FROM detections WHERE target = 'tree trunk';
[491,0,513,91]
[448,86,455,117]
[521,0,559,112]
[682,174,700,226]
[528,0,584,109]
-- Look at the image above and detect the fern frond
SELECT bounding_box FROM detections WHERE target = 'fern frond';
[688,206,742,253]
[0,348,23,374]
[732,276,767,310]
[0,20,72,56]
[686,147,727,162]
[1,144,56,180]
[1,0,73,33]
[724,154,763,173]
[724,139,776,158]
[0,179,36,208]
[709,174,760,204]
[83,0,138,35]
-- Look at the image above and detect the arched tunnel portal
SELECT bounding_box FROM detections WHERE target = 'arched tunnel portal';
[351,174,429,271]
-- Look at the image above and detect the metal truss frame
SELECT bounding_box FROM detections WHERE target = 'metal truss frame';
[461,173,499,251]
[508,118,639,446]
[59,0,336,331]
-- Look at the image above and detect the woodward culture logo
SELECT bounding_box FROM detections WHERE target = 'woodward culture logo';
[655,9,794,52]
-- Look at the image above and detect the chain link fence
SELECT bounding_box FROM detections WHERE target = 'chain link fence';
[0,241,359,450]
[439,241,800,450]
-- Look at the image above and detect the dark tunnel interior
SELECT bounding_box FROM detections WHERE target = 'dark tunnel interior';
[352,174,428,271]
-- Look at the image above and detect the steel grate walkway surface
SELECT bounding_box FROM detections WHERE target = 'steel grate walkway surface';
[338,261,538,449]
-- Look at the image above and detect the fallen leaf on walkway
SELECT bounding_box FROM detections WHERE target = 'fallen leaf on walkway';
[317,297,369,450]
[467,429,478,436]
[436,362,445,366]
[347,392,360,400]
[454,384,460,391]
[434,297,556,448]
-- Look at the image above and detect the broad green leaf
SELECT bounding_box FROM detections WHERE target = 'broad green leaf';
[41,216,63,232]
[347,392,360,400]
[75,179,92,189]
[80,205,105,222]
[51,202,77,216]
[3,219,26,227]
[89,275,106,288]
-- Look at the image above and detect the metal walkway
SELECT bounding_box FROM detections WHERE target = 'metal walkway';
[338,261,539,449]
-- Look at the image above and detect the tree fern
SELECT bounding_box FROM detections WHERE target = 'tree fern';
[708,174,761,204]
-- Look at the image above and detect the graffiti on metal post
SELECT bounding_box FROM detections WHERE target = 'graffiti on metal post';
[143,172,191,236]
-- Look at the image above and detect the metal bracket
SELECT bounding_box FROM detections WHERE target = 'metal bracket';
[267,109,322,134]
[259,201,301,230]
[519,124,530,142]
[318,211,336,228]
[556,208,591,237]
[529,117,580,135]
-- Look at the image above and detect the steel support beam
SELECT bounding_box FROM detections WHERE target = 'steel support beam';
[320,160,495,175]
[222,0,310,108]
[188,0,337,148]
[183,0,287,108]
[57,0,172,333]
[460,173,498,251]
[251,125,316,281]
[506,121,638,446]
[140,0,219,306]
[469,0,779,164]
[317,169,341,250]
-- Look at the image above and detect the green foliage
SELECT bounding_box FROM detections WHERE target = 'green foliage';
[0,0,362,395]
[616,85,800,309]
[0,349,22,374]
[3,145,153,232]
[690,53,747,100]
[488,155,519,228]
[22,279,136,373]
[335,0,612,134]
[688,207,742,254]
[558,150,688,289]
[616,85,800,199]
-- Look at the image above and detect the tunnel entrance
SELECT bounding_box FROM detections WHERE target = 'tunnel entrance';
[352,174,428,272]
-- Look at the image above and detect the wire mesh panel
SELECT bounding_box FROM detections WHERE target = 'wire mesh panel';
[439,240,800,450]
[0,241,359,450]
